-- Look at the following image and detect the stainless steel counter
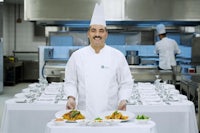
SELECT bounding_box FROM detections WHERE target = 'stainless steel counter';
[180,74,200,129]
[130,65,173,82]
[44,63,66,82]
[44,64,174,83]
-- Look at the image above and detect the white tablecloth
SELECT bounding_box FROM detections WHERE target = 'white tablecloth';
[127,101,198,133]
[45,120,157,133]
[1,82,198,133]
[0,99,65,133]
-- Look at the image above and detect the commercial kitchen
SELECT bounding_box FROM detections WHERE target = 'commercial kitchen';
[0,0,200,133]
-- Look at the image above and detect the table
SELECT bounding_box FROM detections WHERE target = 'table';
[1,82,67,133]
[0,99,65,133]
[127,82,198,133]
[127,101,198,133]
[1,82,198,133]
[45,120,157,133]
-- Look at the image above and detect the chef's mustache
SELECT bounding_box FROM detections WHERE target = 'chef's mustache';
[93,36,102,39]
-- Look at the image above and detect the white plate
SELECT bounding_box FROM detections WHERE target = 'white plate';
[77,119,121,126]
[134,118,151,124]
[14,93,27,98]
[28,83,39,88]
[15,98,27,103]
[53,118,66,126]
[178,94,188,101]
[87,120,109,126]
[100,110,135,122]
[55,110,86,122]
[22,88,30,93]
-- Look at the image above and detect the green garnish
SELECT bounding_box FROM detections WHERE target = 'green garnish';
[136,114,149,120]
[95,117,102,120]
[70,110,80,118]
[113,110,119,115]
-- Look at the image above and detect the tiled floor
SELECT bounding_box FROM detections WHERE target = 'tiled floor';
[0,83,30,126]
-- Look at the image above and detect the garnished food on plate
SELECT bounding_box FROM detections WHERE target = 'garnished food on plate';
[136,114,149,120]
[105,110,128,120]
[135,114,150,124]
[62,110,85,121]
[94,117,103,122]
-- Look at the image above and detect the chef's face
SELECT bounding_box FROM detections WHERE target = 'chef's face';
[88,25,108,47]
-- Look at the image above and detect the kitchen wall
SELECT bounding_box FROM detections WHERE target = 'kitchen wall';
[2,3,191,62]
[3,3,45,60]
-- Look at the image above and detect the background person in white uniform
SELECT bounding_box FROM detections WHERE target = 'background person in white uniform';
[154,24,181,70]
[64,3,133,119]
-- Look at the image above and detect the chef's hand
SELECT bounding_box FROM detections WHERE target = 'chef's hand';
[118,100,128,111]
[66,96,76,110]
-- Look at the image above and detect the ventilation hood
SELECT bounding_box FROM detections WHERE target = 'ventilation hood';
[24,0,200,27]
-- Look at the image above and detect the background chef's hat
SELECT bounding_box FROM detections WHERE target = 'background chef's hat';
[90,3,106,27]
[156,24,166,35]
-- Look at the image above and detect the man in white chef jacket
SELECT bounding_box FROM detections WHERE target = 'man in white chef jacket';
[64,3,133,119]
[154,24,181,70]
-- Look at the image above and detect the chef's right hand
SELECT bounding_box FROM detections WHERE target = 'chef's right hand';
[66,96,76,110]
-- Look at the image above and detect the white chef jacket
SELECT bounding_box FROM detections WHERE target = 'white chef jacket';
[64,45,133,119]
[155,37,181,70]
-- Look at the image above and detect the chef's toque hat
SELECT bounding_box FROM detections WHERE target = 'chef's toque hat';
[90,3,106,27]
[156,24,166,35]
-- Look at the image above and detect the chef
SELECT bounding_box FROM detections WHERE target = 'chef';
[154,24,181,70]
[64,3,133,119]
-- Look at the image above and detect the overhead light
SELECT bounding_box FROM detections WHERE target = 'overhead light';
[0,0,4,2]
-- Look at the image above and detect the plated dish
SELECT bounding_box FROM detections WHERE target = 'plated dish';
[135,114,151,124]
[55,110,86,122]
[100,110,135,122]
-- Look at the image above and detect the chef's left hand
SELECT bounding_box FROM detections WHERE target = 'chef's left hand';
[118,100,127,111]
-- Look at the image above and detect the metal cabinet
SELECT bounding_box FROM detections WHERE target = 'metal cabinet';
[180,75,200,112]
[180,80,190,99]
[4,60,23,85]
[23,61,39,81]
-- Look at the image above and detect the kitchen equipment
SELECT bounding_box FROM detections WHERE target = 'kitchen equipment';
[126,50,138,56]
[171,65,182,86]
[0,40,3,93]
[191,37,200,65]
[126,55,140,65]
[171,65,182,73]
[188,68,195,73]
[196,66,200,73]
[69,49,78,57]
[0,5,3,93]
[126,50,140,65]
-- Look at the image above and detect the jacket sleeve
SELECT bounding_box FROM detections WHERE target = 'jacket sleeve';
[154,42,159,55]
[64,54,78,99]
[117,55,133,102]
[173,41,181,54]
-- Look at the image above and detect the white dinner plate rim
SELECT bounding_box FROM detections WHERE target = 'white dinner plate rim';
[134,118,151,124]
[14,93,27,98]
[22,88,30,93]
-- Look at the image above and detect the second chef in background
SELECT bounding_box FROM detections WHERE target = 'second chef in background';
[155,24,181,70]
[64,3,133,119]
